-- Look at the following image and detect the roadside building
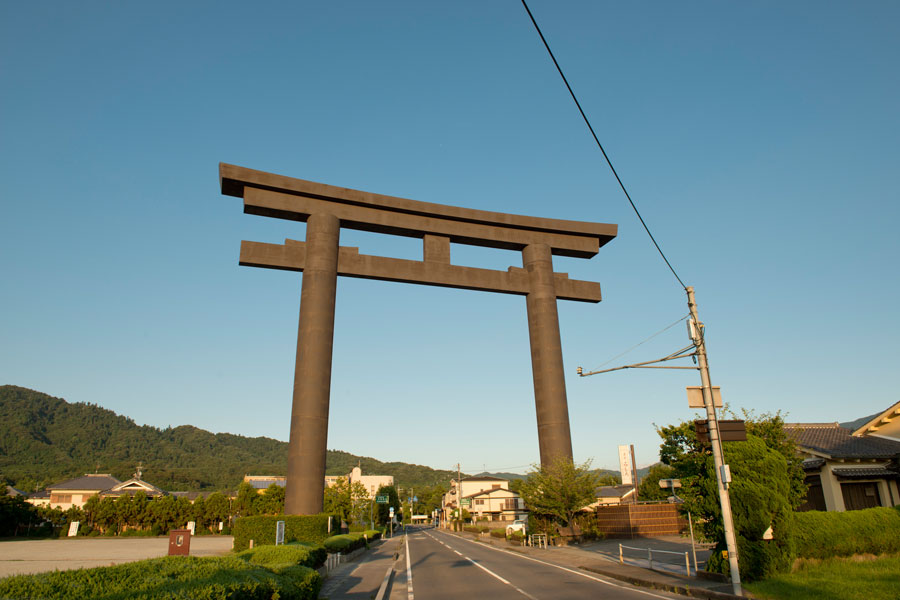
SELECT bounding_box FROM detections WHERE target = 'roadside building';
[786,417,900,512]
[582,485,637,509]
[34,474,122,510]
[244,465,393,499]
[441,476,527,524]
[4,485,26,498]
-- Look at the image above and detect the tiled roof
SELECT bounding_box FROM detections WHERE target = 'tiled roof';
[5,485,26,497]
[249,479,285,489]
[785,424,900,459]
[462,476,508,482]
[831,468,899,479]
[464,488,517,499]
[50,474,122,491]
[596,485,635,498]
[801,458,826,471]
[28,490,49,499]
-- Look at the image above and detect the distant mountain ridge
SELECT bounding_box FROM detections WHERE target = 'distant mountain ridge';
[0,385,459,492]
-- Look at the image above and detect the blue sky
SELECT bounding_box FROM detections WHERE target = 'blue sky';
[2,1,898,476]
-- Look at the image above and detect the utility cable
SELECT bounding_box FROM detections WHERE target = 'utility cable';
[590,314,688,371]
[520,0,687,290]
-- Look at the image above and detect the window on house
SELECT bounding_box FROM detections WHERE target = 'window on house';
[475,499,484,505]
[51,494,72,504]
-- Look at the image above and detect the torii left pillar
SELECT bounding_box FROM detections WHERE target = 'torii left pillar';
[284,213,340,515]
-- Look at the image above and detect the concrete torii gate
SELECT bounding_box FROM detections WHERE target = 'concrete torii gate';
[220,163,618,515]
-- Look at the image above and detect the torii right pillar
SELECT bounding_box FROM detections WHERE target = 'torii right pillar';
[524,243,573,465]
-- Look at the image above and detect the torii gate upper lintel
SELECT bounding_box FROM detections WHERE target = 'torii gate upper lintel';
[220,163,618,515]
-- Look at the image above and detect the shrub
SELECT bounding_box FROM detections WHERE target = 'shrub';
[0,555,321,600]
[323,533,368,554]
[232,514,335,551]
[703,437,796,581]
[794,507,900,559]
[490,529,506,538]
[509,531,525,543]
[463,526,480,533]
[236,543,327,570]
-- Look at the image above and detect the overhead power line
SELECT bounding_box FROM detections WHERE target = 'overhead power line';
[519,0,687,290]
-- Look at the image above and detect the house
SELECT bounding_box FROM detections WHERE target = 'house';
[243,475,286,493]
[850,400,900,442]
[441,476,527,524]
[786,418,900,512]
[33,474,122,510]
[583,485,637,509]
[103,476,167,499]
[244,465,394,499]
[4,485,26,498]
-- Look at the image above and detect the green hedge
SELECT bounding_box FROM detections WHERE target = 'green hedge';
[236,543,327,570]
[489,529,506,538]
[0,554,321,600]
[794,507,900,558]
[232,514,335,551]
[323,532,370,554]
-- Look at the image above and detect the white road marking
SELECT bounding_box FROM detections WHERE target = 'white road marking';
[405,532,414,600]
[425,529,673,600]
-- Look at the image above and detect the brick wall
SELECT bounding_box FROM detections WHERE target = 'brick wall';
[593,503,686,538]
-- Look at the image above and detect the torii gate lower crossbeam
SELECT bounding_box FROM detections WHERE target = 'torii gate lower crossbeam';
[220,163,618,515]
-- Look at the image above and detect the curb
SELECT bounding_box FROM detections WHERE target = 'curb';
[580,565,746,600]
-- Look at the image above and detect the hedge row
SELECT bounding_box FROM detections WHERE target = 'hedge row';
[794,506,900,559]
[0,554,321,600]
[236,542,327,570]
[463,525,489,533]
[232,514,335,551]
[489,529,507,539]
[323,530,380,554]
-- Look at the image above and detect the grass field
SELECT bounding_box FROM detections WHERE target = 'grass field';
[745,554,900,600]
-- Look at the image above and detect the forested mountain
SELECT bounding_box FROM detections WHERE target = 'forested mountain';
[0,386,459,493]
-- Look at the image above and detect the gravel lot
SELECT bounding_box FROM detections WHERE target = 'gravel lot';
[0,535,234,578]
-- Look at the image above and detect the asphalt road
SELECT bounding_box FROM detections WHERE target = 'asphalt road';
[392,526,683,600]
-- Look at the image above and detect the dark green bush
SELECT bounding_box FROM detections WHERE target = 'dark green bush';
[237,543,327,570]
[703,437,796,581]
[232,514,334,551]
[508,531,525,542]
[490,529,506,538]
[463,525,480,533]
[323,533,368,554]
[794,507,900,558]
[0,555,321,600]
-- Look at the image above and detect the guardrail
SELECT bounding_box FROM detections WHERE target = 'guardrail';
[619,543,691,576]
[528,533,548,549]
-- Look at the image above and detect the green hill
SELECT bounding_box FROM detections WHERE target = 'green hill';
[0,385,459,493]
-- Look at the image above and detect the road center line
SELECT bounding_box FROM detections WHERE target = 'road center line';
[427,529,672,600]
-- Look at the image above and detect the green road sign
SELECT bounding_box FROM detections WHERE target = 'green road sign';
[376,495,389,504]
[460,498,471,507]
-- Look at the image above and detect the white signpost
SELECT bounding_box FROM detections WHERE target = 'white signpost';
[67,521,80,537]
[275,520,285,545]
[187,521,196,535]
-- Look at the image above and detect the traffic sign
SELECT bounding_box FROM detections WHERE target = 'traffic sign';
[376,495,389,504]
[460,498,471,507]
[695,420,747,442]
[389,507,394,516]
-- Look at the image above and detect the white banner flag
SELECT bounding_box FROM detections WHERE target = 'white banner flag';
[618,445,633,486]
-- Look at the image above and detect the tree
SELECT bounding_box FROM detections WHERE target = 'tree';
[233,482,259,518]
[596,473,622,487]
[637,464,676,502]
[204,492,230,531]
[324,478,351,523]
[372,484,400,527]
[349,481,370,525]
[519,457,599,528]
[655,410,804,581]
[258,483,285,516]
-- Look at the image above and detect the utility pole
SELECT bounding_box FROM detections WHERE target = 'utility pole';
[687,286,742,596]
[457,463,462,530]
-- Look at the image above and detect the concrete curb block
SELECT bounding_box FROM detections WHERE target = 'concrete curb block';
[580,566,746,600]
[373,560,395,600]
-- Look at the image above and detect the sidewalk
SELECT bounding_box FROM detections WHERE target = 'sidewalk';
[443,529,744,599]
[319,535,402,600]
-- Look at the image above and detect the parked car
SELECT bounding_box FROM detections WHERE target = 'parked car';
[506,519,526,536]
